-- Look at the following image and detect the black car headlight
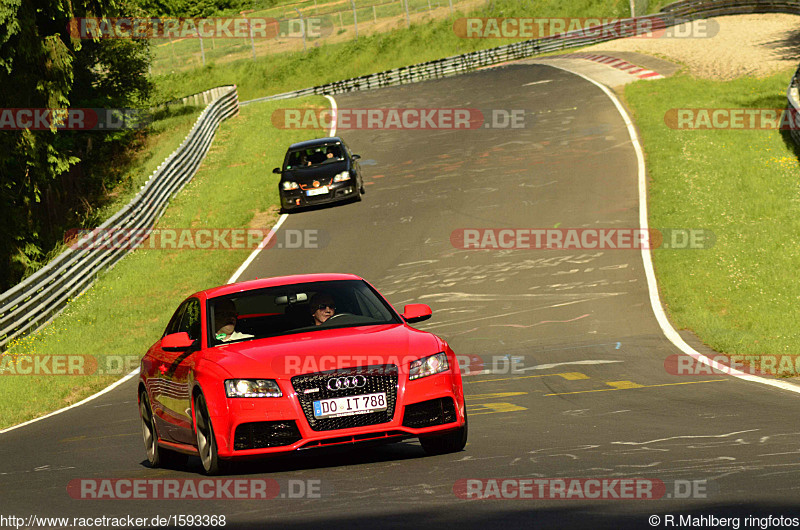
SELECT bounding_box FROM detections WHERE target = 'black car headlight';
[409,353,449,380]
[282,181,299,191]
[225,379,282,398]
[332,171,351,183]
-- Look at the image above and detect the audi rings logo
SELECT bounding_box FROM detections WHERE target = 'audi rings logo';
[326,375,367,391]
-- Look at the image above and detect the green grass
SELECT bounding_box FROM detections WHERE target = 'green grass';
[0,96,328,429]
[151,0,635,102]
[150,0,470,74]
[91,107,205,226]
[21,106,205,280]
[625,70,800,368]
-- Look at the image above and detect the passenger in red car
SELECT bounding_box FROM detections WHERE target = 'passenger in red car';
[309,292,336,326]
[214,299,253,342]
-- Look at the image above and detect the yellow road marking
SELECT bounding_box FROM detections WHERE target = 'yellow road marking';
[465,372,589,384]
[545,379,727,396]
[467,392,528,400]
[467,402,528,415]
[605,380,644,389]
[559,372,590,381]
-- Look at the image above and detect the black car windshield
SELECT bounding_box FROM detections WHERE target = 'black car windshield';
[285,144,344,169]
[208,280,401,346]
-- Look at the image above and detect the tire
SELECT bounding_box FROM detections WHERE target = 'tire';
[419,409,468,455]
[139,390,187,469]
[193,393,227,475]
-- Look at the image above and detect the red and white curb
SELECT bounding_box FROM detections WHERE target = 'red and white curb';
[547,53,664,79]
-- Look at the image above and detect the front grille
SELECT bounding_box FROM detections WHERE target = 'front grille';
[402,397,457,428]
[300,431,410,449]
[233,421,302,450]
[292,365,398,431]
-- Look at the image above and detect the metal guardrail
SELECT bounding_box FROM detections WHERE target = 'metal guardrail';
[657,1,800,147]
[3,1,800,350]
[239,1,800,146]
[153,86,238,110]
[661,0,800,17]
[241,14,667,105]
[241,0,800,106]
[0,85,239,350]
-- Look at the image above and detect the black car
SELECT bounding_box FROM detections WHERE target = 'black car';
[273,137,365,212]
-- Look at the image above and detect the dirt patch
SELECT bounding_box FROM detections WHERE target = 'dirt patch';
[585,14,800,80]
[248,205,281,230]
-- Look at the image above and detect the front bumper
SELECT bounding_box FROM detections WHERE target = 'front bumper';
[281,183,359,210]
[210,369,465,458]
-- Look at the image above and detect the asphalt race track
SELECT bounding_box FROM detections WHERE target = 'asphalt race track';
[3,64,800,529]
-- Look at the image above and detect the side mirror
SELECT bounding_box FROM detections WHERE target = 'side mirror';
[402,304,432,324]
[272,167,281,174]
[351,154,361,160]
[162,332,194,351]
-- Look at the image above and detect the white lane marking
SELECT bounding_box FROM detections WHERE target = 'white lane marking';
[518,360,624,372]
[424,295,623,330]
[0,95,343,435]
[0,465,76,475]
[324,94,337,137]
[524,80,553,86]
[612,430,759,446]
[227,214,288,283]
[0,369,138,435]
[419,292,624,302]
[545,64,800,395]
[396,260,439,267]
[228,95,338,284]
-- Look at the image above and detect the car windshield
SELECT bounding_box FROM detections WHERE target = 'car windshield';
[285,144,344,169]
[208,279,401,346]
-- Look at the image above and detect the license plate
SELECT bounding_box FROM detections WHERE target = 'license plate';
[306,186,329,196]
[313,392,387,419]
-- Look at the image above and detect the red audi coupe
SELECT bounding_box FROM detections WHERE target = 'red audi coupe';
[138,273,467,474]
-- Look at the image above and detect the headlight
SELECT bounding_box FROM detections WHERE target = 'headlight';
[332,171,351,183]
[409,352,449,380]
[282,181,299,191]
[224,379,282,398]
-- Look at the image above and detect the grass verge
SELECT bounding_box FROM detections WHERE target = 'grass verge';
[625,70,800,371]
[22,106,204,280]
[152,0,637,102]
[0,96,328,429]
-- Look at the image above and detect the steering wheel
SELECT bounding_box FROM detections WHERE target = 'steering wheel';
[326,312,352,321]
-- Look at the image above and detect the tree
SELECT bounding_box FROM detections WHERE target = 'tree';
[0,0,152,290]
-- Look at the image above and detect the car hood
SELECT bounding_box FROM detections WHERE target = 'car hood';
[205,324,443,379]
[282,161,348,184]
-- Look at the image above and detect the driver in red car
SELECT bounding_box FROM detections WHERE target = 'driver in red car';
[309,292,336,326]
[214,299,253,342]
